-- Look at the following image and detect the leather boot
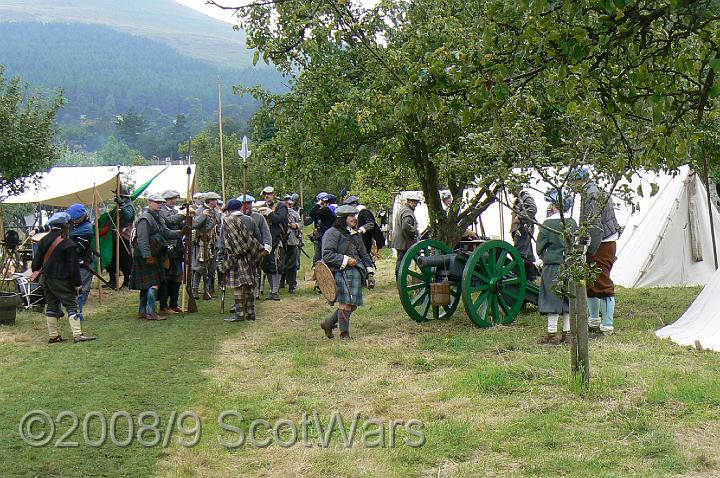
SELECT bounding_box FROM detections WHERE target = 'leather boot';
[320,313,335,339]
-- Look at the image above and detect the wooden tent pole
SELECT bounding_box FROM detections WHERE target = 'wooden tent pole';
[93,186,103,304]
[703,153,719,270]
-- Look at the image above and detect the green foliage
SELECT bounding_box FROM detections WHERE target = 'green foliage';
[231,0,718,244]
[0,66,63,199]
[98,136,145,166]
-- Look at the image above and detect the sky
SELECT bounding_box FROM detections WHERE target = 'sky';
[175,0,239,25]
[175,0,379,24]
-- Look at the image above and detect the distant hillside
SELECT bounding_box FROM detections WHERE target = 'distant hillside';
[0,22,284,123]
[0,0,255,69]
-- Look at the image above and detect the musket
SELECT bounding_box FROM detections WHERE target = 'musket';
[298,244,311,259]
[82,263,117,290]
[184,166,198,314]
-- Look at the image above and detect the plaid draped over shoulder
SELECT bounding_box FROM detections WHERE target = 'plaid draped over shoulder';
[221,214,265,287]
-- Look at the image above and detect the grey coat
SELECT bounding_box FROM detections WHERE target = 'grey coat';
[391,204,418,251]
[580,181,621,255]
[322,227,375,275]
[251,211,272,247]
[135,209,182,259]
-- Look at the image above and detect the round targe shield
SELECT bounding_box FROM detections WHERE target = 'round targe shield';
[314,261,337,302]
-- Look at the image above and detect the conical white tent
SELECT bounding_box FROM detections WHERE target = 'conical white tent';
[656,268,720,351]
[611,166,720,288]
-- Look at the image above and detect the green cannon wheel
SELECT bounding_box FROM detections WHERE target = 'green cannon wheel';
[397,239,461,322]
[461,240,527,327]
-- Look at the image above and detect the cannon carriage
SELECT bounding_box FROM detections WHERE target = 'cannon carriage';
[396,239,540,327]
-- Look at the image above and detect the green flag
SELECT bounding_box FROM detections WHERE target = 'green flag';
[92,167,168,271]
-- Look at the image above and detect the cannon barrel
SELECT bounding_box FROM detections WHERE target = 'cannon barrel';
[415,254,455,269]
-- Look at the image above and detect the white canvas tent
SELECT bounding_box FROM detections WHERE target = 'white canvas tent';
[611,166,720,288]
[1,165,197,208]
[391,169,672,244]
[656,268,720,351]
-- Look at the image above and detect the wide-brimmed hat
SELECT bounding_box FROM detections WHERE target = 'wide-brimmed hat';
[261,186,274,194]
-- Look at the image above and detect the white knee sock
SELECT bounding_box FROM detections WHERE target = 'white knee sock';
[547,314,559,333]
[562,313,570,332]
[46,316,59,338]
[68,314,83,337]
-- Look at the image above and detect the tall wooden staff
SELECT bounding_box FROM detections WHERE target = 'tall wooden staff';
[92,186,103,304]
[114,169,121,286]
[218,77,227,203]
[183,165,198,314]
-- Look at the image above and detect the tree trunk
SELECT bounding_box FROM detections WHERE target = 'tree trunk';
[569,280,590,387]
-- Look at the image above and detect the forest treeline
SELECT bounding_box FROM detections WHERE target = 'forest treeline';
[0,22,285,160]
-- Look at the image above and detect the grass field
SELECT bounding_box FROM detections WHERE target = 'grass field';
[1,256,718,477]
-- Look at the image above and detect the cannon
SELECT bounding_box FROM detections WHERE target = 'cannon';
[396,239,540,327]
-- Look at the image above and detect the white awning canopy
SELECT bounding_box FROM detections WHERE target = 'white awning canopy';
[1,165,197,207]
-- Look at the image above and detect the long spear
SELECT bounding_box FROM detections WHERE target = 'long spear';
[218,77,227,203]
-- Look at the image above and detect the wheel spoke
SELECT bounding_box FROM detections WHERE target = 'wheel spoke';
[411,291,428,307]
[503,277,521,285]
[498,261,517,278]
[407,269,425,281]
[432,306,440,320]
[470,283,490,293]
[421,298,431,318]
[498,294,512,315]
[472,269,491,284]
[495,251,508,270]
[472,289,491,312]
[491,296,501,325]
[406,281,427,291]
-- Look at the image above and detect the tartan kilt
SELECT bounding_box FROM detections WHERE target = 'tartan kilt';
[129,254,164,291]
[334,267,363,306]
[225,259,257,288]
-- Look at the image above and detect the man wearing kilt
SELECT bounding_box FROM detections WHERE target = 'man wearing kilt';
[129,194,186,321]
[158,190,186,314]
[218,199,265,322]
[320,205,376,340]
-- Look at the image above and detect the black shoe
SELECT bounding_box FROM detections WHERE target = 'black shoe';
[246,314,256,321]
[230,304,236,313]
[289,288,297,294]
[48,336,64,344]
[270,293,280,301]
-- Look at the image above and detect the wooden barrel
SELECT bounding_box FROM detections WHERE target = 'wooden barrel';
[0,291,19,325]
